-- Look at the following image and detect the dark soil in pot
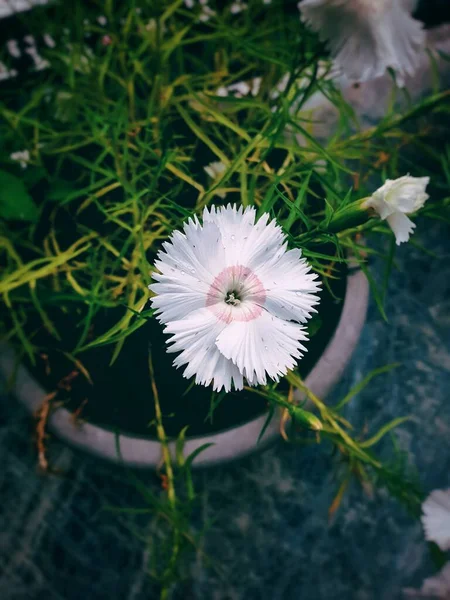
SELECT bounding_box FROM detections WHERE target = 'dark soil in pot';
[24,270,346,439]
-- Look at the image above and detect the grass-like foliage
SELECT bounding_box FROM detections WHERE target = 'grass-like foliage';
[0,0,448,359]
[1,0,450,595]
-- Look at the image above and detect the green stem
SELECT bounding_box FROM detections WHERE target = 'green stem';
[149,352,176,507]
[286,372,382,468]
[148,353,181,599]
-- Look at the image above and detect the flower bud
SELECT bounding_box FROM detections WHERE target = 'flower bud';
[363,175,430,245]
[291,406,323,431]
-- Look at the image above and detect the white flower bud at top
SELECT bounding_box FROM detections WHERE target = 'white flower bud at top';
[299,0,424,85]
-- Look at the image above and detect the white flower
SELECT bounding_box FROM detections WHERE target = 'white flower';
[25,46,49,71]
[10,150,30,169]
[7,39,21,58]
[363,175,430,245]
[230,1,248,14]
[226,81,251,97]
[0,61,17,82]
[215,77,262,98]
[404,563,450,598]
[270,62,332,101]
[199,5,215,22]
[421,488,450,551]
[24,36,49,72]
[204,161,227,199]
[250,77,262,96]
[204,161,226,180]
[299,0,425,85]
[216,86,229,97]
[150,205,321,392]
[43,33,56,48]
[182,0,217,22]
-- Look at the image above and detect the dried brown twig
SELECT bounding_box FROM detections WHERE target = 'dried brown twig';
[35,391,57,472]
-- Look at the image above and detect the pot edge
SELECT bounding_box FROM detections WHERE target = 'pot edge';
[0,268,369,469]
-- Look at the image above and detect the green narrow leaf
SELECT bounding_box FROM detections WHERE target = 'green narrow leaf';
[284,171,312,232]
[240,165,249,207]
[349,242,388,322]
[258,176,283,216]
[360,416,412,448]
[183,443,215,471]
[340,186,354,209]
[205,389,227,424]
[257,405,275,444]
[382,235,396,303]
[176,104,229,164]
[360,260,388,322]
[175,426,189,466]
[322,196,336,228]
[288,120,347,171]
[307,314,323,337]
[334,363,400,411]
[276,186,311,230]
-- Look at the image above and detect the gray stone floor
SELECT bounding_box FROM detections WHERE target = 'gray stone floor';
[1,17,450,600]
[1,220,449,600]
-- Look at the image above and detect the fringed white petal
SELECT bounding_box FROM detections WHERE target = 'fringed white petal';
[386,212,415,245]
[299,0,425,84]
[203,203,256,237]
[203,205,287,269]
[382,176,430,213]
[243,214,287,270]
[150,219,226,322]
[421,489,450,551]
[216,310,309,385]
[164,307,243,392]
[254,247,321,323]
[203,204,256,266]
[150,284,207,323]
[363,194,395,220]
[377,0,425,86]
[204,161,226,180]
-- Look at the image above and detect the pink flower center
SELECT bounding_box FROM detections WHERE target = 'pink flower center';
[206,265,266,323]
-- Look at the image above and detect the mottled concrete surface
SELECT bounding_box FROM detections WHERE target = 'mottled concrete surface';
[1,221,449,600]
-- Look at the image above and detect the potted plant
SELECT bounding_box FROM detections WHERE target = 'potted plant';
[0,1,449,595]
[0,0,447,463]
